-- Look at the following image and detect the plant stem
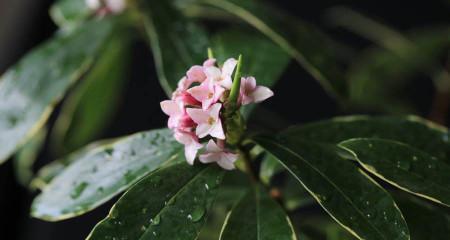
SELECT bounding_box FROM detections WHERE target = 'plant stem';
[227,55,243,112]
[238,146,258,183]
[207,48,214,59]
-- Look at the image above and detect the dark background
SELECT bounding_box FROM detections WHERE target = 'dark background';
[0,0,449,239]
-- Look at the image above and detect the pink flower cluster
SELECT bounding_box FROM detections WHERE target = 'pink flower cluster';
[161,58,273,170]
[86,0,126,15]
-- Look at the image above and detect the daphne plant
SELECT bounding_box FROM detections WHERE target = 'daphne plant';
[1,0,450,239]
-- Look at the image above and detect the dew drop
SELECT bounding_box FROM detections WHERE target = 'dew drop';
[189,207,205,222]
[204,183,209,191]
[141,208,148,214]
[151,215,160,225]
[396,160,410,171]
[152,231,157,236]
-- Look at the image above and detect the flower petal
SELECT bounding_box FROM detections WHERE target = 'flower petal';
[196,123,212,138]
[209,103,222,119]
[160,100,181,116]
[186,108,209,124]
[199,153,218,164]
[185,142,203,165]
[187,65,206,83]
[205,66,221,80]
[251,86,274,103]
[209,119,225,139]
[203,58,216,67]
[222,58,237,77]
[205,139,222,153]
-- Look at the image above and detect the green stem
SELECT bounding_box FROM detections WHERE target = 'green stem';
[227,54,243,111]
[207,48,214,59]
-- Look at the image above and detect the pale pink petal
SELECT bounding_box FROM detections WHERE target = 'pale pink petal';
[187,84,209,102]
[105,0,126,13]
[185,142,203,165]
[174,91,200,106]
[251,86,274,103]
[168,116,179,129]
[220,76,233,89]
[240,95,254,105]
[187,65,206,83]
[205,139,222,153]
[199,153,218,163]
[217,159,236,170]
[205,67,222,80]
[222,58,237,77]
[174,130,193,145]
[209,120,225,139]
[86,0,101,9]
[209,103,222,119]
[196,123,212,138]
[176,77,190,91]
[242,77,256,92]
[203,58,216,67]
[186,108,209,124]
[160,100,181,116]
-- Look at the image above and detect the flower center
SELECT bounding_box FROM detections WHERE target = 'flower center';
[207,92,214,99]
[207,117,215,125]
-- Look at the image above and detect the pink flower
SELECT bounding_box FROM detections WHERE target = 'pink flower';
[239,77,274,105]
[85,0,126,14]
[174,130,203,165]
[188,81,225,110]
[172,90,201,107]
[160,100,195,131]
[184,59,217,90]
[205,58,237,89]
[186,103,225,139]
[199,140,238,170]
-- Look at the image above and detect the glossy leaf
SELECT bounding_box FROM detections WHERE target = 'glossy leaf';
[31,138,117,190]
[13,127,47,187]
[394,195,450,240]
[281,115,450,163]
[259,154,284,184]
[31,129,183,221]
[219,185,297,240]
[340,138,450,207]
[50,0,91,28]
[253,135,410,240]
[87,163,225,240]
[328,8,450,113]
[347,28,450,114]
[177,0,346,98]
[139,0,209,95]
[211,28,290,88]
[50,30,130,155]
[0,18,115,165]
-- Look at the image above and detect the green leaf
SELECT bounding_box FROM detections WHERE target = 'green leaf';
[211,28,290,88]
[50,29,131,155]
[50,0,91,28]
[253,135,410,240]
[138,0,209,96]
[87,163,225,240]
[281,115,450,163]
[219,185,297,240]
[0,18,115,165]
[31,129,183,221]
[177,0,346,98]
[394,195,450,240]
[259,154,284,184]
[31,138,117,190]
[340,138,450,207]
[13,127,47,187]
[347,28,450,113]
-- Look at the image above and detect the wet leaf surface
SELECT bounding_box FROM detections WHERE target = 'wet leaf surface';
[32,129,183,221]
[253,135,410,240]
[87,162,225,240]
[220,185,297,240]
[340,138,450,206]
